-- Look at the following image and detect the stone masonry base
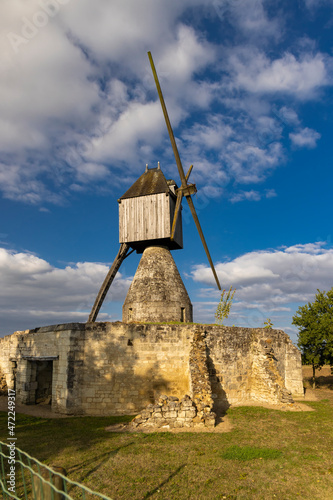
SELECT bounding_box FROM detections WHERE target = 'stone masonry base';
[0,323,304,416]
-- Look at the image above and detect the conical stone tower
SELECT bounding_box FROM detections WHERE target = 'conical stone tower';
[123,246,193,323]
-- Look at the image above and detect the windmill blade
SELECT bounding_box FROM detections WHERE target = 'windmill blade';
[170,189,183,241]
[148,51,187,188]
[185,164,193,182]
[88,243,131,322]
[185,195,221,290]
[148,51,221,291]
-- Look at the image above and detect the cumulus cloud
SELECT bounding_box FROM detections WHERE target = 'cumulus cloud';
[0,248,132,336]
[191,241,333,339]
[179,111,285,189]
[276,106,300,126]
[229,49,329,98]
[212,0,281,39]
[193,241,333,292]
[0,0,331,206]
[289,127,321,148]
[223,141,285,184]
[304,0,333,9]
[230,190,261,203]
[0,0,220,203]
[230,188,277,203]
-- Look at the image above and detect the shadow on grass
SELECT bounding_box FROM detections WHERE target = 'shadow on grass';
[142,464,186,499]
[303,367,333,390]
[314,375,333,389]
[68,441,136,484]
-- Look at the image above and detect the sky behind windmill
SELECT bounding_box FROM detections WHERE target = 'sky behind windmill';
[1,0,333,343]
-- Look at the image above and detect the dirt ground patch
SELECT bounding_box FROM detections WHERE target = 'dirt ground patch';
[302,364,333,389]
[0,396,70,418]
[0,396,313,427]
[1,366,331,423]
[105,414,234,434]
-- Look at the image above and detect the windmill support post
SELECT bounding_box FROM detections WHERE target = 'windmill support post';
[88,243,132,322]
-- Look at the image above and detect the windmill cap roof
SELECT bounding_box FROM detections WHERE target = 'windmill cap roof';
[119,167,175,200]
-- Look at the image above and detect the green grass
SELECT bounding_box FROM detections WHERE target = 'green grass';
[1,392,333,499]
[221,445,282,461]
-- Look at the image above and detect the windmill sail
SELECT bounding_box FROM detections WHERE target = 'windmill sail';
[148,51,221,290]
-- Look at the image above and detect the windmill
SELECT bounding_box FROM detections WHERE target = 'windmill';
[88,52,221,323]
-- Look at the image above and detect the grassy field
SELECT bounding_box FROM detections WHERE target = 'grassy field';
[1,369,333,499]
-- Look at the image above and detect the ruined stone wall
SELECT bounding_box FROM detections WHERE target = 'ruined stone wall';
[0,324,86,413]
[77,323,192,415]
[0,366,8,395]
[0,323,303,416]
[204,326,304,411]
[0,333,20,393]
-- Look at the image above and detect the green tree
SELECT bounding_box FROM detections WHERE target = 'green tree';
[292,288,333,388]
[215,286,236,326]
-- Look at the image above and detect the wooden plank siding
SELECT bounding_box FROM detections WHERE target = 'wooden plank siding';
[119,193,182,248]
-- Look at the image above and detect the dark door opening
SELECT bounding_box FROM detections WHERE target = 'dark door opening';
[35,360,53,404]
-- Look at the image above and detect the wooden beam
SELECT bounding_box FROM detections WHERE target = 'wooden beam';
[88,243,131,322]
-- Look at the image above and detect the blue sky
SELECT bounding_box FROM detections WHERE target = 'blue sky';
[1,0,333,343]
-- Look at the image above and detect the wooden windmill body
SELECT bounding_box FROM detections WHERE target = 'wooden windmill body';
[118,164,183,252]
[119,164,192,323]
[88,53,221,324]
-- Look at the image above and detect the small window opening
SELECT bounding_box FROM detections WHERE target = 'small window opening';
[181,307,185,322]
[128,308,133,321]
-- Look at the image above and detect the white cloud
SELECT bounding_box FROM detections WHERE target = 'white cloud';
[0,0,331,206]
[0,163,65,205]
[212,0,281,39]
[0,248,132,336]
[179,110,285,189]
[276,106,300,126]
[304,0,333,9]
[191,241,333,338]
[158,24,216,85]
[229,49,329,98]
[230,189,277,203]
[265,188,277,199]
[289,127,321,148]
[283,242,327,254]
[86,101,166,165]
[223,141,284,183]
[0,1,220,203]
[182,115,233,151]
[230,190,261,203]
[192,241,333,300]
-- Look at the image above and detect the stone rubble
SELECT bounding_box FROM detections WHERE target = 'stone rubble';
[131,326,217,430]
[130,394,216,429]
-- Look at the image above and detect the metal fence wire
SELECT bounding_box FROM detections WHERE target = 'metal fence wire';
[0,441,113,500]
